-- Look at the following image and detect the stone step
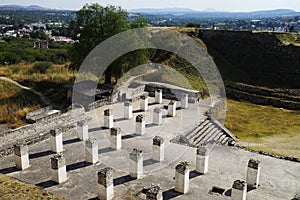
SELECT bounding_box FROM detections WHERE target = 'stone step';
[213,131,224,142]
[221,136,230,145]
[193,124,215,146]
[186,119,210,139]
[218,135,226,144]
[195,125,217,146]
[205,128,220,142]
[190,121,212,142]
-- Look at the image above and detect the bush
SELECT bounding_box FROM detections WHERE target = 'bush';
[0,52,21,65]
[31,62,53,73]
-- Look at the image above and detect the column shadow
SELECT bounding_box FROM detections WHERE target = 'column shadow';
[89,127,102,132]
[145,123,157,128]
[133,109,143,113]
[98,147,114,154]
[162,188,182,200]
[121,133,137,140]
[29,150,54,159]
[66,161,91,172]
[143,158,159,166]
[224,188,232,196]
[113,175,135,186]
[63,138,81,145]
[114,118,126,122]
[35,180,58,188]
[189,170,202,179]
[0,166,18,174]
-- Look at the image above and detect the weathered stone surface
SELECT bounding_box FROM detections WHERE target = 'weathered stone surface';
[50,127,62,137]
[110,127,121,136]
[197,146,208,156]
[232,180,247,190]
[130,149,143,162]
[85,138,97,148]
[175,163,189,175]
[124,101,132,106]
[153,136,164,146]
[144,185,162,200]
[98,167,113,187]
[136,115,145,123]
[248,158,260,169]
[140,94,148,100]
[51,154,65,169]
[104,109,112,116]
[153,108,162,114]
[14,142,28,157]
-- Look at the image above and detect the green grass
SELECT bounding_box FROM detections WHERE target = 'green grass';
[0,174,66,200]
[225,99,300,158]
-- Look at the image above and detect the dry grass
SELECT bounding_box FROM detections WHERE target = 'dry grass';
[225,99,300,158]
[0,174,66,200]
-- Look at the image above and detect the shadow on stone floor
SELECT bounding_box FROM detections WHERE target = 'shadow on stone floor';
[113,174,135,186]
[29,150,54,159]
[66,161,91,172]
[89,127,102,132]
[114,118,127,122]
[189,170,202,179]
[162,188,182,199]
[35,180,58,188]
[98,147,114,154]
[121,133,137,140]
[0,166,18,174]
[63,138,81,145]
[143,158,159,167]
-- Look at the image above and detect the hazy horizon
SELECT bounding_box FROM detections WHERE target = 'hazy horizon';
[0,0,300,12]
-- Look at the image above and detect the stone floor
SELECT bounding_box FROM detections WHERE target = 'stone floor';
[0,98,299,200]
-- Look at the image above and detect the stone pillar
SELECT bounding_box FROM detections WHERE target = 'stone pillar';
[196,146,209,174]
[181,94,188,109]
[144,185,163,200]
[167,101,176,117]
[155,89,162,104]
[152,136,165,162]
[153,108,162,125]
[14,142,30,170]
[104,109,114,129]
[98,167,114,200]
[51,154,67,183]
[110,127,122,150]
[129,149,143,179]
[136,115,145,136]
[231,180,247,200]
[246,158,261,189]
[85,138,98,164]
[175,162,190,194]
[140,94,149,111]
[77,121,89,141]
[124,101,132,119]
[50,127,63,153]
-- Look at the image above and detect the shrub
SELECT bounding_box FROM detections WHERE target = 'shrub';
[31,62,53,74]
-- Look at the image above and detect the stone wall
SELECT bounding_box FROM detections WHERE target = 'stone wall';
[226,82,300,110]
[0,107,89,158]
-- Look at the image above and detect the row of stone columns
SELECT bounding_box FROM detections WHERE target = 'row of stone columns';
[232,158,261,200]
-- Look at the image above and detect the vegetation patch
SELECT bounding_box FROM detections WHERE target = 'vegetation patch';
[0,174,66,200]
[225,99,300,158]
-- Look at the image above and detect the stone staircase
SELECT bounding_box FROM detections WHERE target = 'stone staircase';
[185,117,236,147]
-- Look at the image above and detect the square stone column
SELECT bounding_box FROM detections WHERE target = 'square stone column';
[155,89,162,104]
[129,149,143,179]
[144,185,163,200]
[50,127,63,153]
[167,101,176,117]
[77,121,89,141]
[246,158,261,189]
[104,109,114,129]
[231,180,247,200]
[175,162,190,194]
[196,146,209,174]
[153,108,162,125]
[98,167,114,200]
[136,115,145,136]
[152,136,165,162]
[85,138,98,164]
[124,101,133,119]
[110,127,122,150]
[181,94,188,109]
[51,154,67,183]
[14,142,30,170]
[140,94,149,111]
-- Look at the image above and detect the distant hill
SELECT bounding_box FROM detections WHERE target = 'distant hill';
[0,5,52,11]
[129,8,299,18]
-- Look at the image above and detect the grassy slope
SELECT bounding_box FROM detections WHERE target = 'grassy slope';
[0,63,76,128]
[225,99,300,158]
[0,174,66,200]
[0,80,42,128]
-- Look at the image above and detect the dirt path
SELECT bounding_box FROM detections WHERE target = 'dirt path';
[0,76,50,105]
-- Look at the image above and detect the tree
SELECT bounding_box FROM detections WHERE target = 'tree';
[69,3,149,84]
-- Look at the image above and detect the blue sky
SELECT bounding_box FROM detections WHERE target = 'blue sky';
[1,0,300,11]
